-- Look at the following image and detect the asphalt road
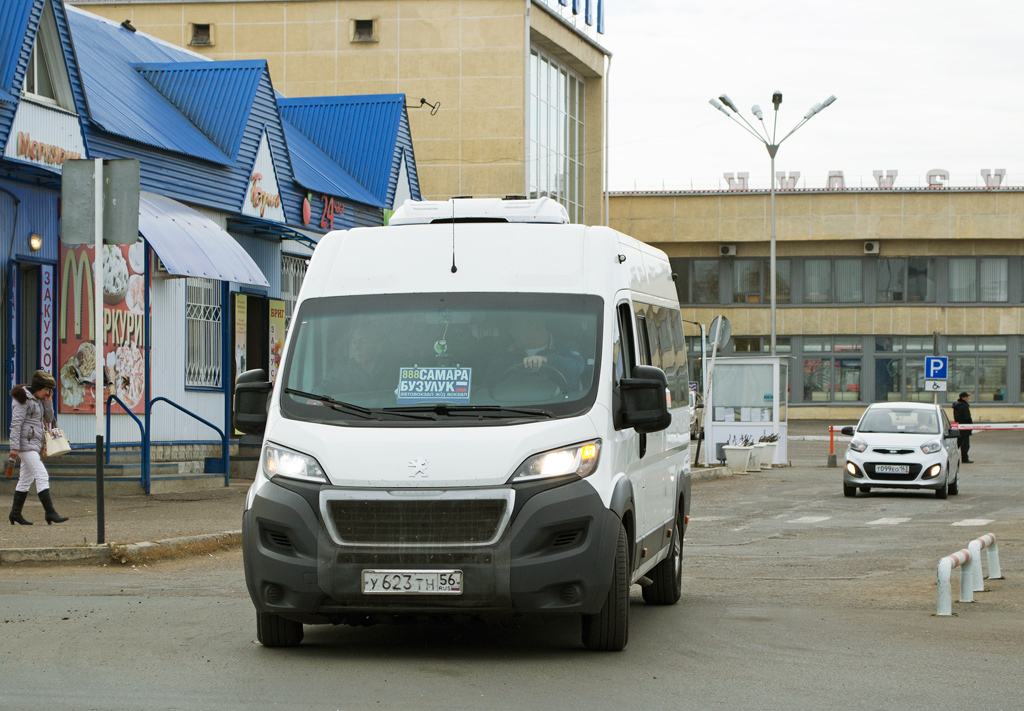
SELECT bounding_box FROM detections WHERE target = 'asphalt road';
[1,433,1022,710]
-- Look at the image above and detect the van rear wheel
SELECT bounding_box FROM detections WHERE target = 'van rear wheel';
[582,521,629,651]
[256,612,304,647]
[642,510,682,605]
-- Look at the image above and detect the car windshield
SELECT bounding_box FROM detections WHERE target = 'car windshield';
[858,408,939,434]
[279,292,603,425]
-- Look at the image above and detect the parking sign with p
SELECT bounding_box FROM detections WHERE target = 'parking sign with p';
[925,356,948,380]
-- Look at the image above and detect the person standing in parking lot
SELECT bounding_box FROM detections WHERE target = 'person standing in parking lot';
[952,391,973,463]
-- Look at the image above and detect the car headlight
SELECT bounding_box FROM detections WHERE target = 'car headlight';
[920,440,941,454]
[262,443,327,483]
[848,438,868,453]
[510,440,601,482]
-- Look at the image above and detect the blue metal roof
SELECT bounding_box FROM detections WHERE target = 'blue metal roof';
[0,0,36,93]
[140,191,268,286]
[278,94,405,205]
[65,7,233,166]
[281,118,383,208]
[135,61,263,161]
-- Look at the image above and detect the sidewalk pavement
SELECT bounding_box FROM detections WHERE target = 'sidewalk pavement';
[0,454,741,566]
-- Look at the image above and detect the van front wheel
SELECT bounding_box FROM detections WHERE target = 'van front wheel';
[642,510,683,605]
[256,612,304,647]
[582,521,629,651]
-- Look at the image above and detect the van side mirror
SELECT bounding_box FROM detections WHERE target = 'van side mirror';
[619,365,672,434]
[841,426,855,436]
[234,369,271,435]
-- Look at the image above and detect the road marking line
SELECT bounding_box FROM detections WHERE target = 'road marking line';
[788,516,831,523]
[866,517,911,525]
[689,516,728,522]
[951,519,994,527]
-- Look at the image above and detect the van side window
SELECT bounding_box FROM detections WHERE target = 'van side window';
[635,313,653,366]
[614,303,637,382]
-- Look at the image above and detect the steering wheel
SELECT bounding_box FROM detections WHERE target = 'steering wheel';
[497,363,571,395]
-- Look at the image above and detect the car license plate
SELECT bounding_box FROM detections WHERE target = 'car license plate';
[362,570,463,595]
[875,464,910,474]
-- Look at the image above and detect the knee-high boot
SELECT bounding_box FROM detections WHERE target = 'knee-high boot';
[9,490,33,525]
[37,489,68,524]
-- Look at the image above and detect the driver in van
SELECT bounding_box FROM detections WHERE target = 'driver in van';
[323,323,395,393]
[489,315,585,390]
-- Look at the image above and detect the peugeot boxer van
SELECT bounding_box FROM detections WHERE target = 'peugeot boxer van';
[235,197,692,651]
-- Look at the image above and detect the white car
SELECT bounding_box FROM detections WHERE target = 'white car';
[841,402,960,498]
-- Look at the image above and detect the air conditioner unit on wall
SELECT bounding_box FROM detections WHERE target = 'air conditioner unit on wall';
[864,241,880,254]
[720,244,737,257]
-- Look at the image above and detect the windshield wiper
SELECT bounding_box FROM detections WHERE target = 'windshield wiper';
[284,388,438,421]
[383,404,554,419]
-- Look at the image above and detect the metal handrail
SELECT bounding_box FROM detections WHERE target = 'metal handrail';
[105,395,145,473]
[146,396,229,493]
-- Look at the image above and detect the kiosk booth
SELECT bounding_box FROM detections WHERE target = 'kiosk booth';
[704,355,789,466]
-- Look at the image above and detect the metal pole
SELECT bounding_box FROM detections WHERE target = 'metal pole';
[768,147,777,356]
[93,159,105,544]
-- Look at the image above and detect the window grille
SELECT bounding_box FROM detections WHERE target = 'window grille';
[185,278,222,388]
[281,255,308,332]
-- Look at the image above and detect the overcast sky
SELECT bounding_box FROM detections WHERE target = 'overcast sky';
[601,1,1024,192]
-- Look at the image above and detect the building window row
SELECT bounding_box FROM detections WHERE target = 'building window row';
[689,334,1020,406]
[671,256,1018,306]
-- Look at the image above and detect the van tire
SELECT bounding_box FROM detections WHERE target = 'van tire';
[257,612,304,647]
[642,511,683,605]
[582,521,629,651]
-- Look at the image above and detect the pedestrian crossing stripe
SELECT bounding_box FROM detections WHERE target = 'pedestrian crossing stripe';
[866,517,911,525]
[951,518,994,526]
[788,516,831,523]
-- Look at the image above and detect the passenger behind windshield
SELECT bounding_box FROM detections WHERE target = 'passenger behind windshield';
[323,323,396,394]
[487,314,585,391]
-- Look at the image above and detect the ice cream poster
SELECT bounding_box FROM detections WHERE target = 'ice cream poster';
[57,241,148,414]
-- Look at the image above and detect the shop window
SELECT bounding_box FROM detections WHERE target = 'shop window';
[185,278,223,389]
[281,255,308,332]
[801,336,861,402]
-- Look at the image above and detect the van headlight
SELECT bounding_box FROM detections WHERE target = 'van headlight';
[920,440,941,454]
[848,438,868,453]
[262,443,327,483]
[510,440,601,482]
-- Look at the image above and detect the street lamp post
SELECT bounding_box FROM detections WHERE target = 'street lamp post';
[708,91,836,356]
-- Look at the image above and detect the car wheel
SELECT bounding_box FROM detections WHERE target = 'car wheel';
[935,477,949,499]
[642,509,683,605]
[859,486,871,493]
[843,484,857,497]
[256,612,304,647]
[582,521,629,651]
[948,472,959,496]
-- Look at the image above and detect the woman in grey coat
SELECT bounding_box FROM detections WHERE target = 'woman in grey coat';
[8,369,68,525]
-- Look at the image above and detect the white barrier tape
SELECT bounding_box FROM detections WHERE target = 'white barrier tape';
[967,533,1002,592]
[937,548,973,616]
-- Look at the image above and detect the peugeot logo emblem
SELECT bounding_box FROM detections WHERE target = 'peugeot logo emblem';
[408,457,430,477]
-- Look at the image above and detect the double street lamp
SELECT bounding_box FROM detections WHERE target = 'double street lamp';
[708,91,836,355]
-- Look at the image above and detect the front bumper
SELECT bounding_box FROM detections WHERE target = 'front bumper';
[843,454,946,490]
[242,476,621,624]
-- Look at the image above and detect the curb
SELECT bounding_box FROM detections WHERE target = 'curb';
[691,466,732,482]
[0,530,242,566]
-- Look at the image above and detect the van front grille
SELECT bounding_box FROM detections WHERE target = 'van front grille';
[326,499,507,546]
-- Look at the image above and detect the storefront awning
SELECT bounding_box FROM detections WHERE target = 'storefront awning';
[139,191,269,287]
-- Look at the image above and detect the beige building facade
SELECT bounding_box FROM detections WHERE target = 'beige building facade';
[611,188,1024,421]
[72,0,610,224]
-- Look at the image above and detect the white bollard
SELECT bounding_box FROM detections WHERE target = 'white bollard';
[967,533,1002,591]
[937,549,972,616]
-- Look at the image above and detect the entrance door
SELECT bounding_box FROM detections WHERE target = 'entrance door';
[18,264,40,381]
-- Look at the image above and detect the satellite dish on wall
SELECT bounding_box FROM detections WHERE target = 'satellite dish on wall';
[708,316,732,351]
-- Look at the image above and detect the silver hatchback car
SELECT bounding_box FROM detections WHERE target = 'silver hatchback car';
[841,402,960,498]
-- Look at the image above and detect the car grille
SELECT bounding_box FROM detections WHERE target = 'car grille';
[871,447,915,455]
[326,499,508,546]
[864,462,923,481]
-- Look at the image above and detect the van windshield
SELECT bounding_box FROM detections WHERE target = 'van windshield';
[279,292,603,425]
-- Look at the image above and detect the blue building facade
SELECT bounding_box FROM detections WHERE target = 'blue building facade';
[1,0,421,469]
